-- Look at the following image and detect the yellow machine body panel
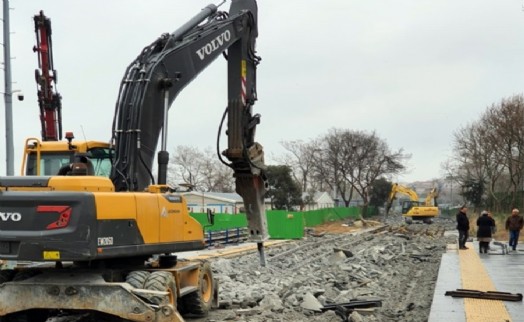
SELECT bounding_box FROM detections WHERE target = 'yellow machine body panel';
[48,176,115,192]
[0,176,114,192]
[94,193,138,221]
[24,138,110,154]
[404,205,439,218]
[135,193,161,244]
[93,190,204,245]
[0,176,205,253]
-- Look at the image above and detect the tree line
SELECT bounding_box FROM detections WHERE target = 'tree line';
[168,94,524,214]
[446,94,524,212]
[168,128,408,213]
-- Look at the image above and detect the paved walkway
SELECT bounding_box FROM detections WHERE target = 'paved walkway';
[429,238,524,322]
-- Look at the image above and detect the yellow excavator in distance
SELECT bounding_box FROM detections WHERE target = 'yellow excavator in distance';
[385,183,439,224]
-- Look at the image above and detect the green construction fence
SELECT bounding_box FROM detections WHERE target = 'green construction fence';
[190,207,365,240]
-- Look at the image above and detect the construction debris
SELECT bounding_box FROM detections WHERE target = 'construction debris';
[445,289,523,301]
[192,217,456,322]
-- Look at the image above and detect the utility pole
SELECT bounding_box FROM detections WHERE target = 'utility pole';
[3,0,14,175]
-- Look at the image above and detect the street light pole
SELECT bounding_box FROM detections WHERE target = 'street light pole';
[3,0,14,175]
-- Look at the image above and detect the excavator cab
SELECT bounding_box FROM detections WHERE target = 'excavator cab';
[401,200,420,215]
[22,137,112,177]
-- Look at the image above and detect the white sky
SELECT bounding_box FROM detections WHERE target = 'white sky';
[1,0,524,182]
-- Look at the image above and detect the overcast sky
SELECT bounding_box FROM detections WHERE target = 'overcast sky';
[1,0,524,182]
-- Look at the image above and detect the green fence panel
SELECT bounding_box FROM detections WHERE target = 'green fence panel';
[191,207,366,239]
[303,207,361,226]
[190,213,247,232]
[267,211,304,239]
[191,211,304,239]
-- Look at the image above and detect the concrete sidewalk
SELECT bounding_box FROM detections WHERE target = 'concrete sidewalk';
[429,238,524,322]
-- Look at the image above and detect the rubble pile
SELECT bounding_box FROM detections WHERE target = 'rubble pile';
[192,217,457,322]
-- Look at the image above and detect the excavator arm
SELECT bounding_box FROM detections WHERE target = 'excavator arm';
[110,0,268,262]
[385,183,420,214]
[424,187,438,207]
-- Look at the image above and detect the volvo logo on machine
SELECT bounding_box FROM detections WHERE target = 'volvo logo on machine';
[196,30,231,60]
[0,212,22,222]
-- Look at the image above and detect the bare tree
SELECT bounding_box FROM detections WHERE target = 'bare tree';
[491,96,524,208]
[440,159,462,205]
[309,128,407,213]
[311,129,349,206]
[199,148,235,192]
[341,130,406,216]
[450,94,524,211]
[168,145,234,192]
[279,140,318,192]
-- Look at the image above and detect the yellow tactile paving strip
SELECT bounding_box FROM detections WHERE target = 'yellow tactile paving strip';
[459,242,512,322]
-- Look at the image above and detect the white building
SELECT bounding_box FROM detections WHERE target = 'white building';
[302,192,335,210]
[182,191,271,214]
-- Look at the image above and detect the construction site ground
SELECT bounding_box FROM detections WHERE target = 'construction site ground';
[8,215,523,322]
[178,215,524,322]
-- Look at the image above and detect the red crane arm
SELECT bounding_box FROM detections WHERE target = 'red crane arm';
[33,10,62,141]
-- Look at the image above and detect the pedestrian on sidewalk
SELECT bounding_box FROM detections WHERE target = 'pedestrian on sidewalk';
[477,210,495,253]
[505,208,524,252]
[488,212,496,235]
[456,205,470,250]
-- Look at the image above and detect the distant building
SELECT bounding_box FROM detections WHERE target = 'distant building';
[302,192,335,210]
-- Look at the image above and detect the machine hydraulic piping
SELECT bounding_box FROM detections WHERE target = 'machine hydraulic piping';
[110,0,268,266]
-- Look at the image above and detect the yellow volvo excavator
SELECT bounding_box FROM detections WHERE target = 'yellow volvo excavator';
[385,183,439,224]
[0,1,267,321]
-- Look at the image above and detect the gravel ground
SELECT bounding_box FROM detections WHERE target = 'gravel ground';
[4,215,457,322]
[186,215,457,322]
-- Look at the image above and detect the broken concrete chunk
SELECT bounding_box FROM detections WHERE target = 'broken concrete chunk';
[259,293,284,313]
[333,247,354,258]
[300,292,323,312]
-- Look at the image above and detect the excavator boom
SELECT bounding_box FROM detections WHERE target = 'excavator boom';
[386,183,419,214]
[424,187,439,206]
[110,0,268,252]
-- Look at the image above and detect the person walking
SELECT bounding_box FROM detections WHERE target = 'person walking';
[488,212,496,235]
[506,208,524,252]
[456,205,470,250]
[477,210,495,253]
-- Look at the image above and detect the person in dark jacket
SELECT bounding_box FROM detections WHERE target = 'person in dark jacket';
[456,205,470,250]
[477,210,495,253]
[506,208,524,251]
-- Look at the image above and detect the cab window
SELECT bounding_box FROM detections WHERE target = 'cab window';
[25,147,113,177]
[26,152,73,175]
